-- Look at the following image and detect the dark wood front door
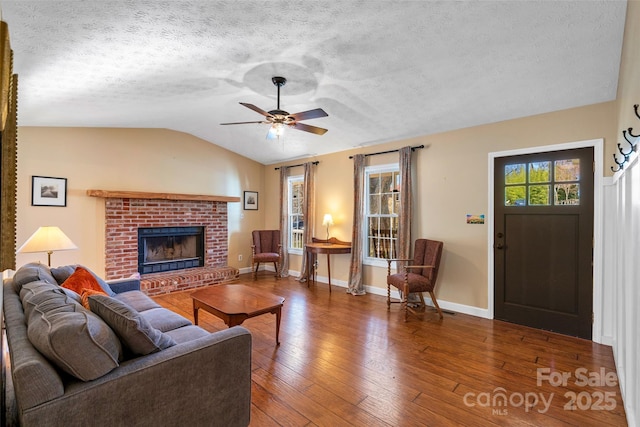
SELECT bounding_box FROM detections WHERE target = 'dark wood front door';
[494,147,594,339]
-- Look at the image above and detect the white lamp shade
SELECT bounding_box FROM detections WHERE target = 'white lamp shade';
[322,214,334,226]
[17,226,78,254]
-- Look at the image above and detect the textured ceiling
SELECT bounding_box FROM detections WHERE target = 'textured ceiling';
[0,1,628,165]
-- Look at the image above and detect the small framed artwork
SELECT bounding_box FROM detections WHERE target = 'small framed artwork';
[32,176,67,207]
[466,214,485,224]
[243,191,258,210]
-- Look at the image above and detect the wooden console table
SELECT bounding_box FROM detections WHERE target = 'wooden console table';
[305,237,351,293]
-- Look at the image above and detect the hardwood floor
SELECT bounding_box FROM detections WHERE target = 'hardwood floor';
[153,274,628,426]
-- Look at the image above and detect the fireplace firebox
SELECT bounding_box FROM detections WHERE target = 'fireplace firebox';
[138,226,204,274]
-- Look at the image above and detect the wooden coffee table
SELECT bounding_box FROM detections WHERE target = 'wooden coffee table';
[191,284,285,345]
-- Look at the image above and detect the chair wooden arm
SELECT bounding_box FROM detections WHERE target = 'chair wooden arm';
[386,258,414,275]
[404,265,434,270]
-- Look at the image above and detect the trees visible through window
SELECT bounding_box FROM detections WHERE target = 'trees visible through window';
[365,164,400,264]
[504,158,580,206]
[288,176,304,251]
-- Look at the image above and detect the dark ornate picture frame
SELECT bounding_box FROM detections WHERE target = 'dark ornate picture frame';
[32,176,68,207]
[243,191,258,210]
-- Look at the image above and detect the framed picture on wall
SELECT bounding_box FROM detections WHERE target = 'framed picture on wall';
[32,176,67,207]
[243,191,258,210]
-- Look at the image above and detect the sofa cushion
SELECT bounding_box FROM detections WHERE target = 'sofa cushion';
[13,262,57,292]
[25,289,122,381]
[88,295,176,356]
[139,307,193,332]
[164,325,211,344]
[51,264,116,296]
[114,290,162,312]
[20,281,72,319]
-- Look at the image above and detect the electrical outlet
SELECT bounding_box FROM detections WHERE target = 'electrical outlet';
[238,254,243,261]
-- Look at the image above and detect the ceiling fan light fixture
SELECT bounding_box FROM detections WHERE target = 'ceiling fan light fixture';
[267,122,286,140]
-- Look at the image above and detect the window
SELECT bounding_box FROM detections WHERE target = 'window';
[288,175,304,252]
[364,164,400,266]
[504,158,580,206]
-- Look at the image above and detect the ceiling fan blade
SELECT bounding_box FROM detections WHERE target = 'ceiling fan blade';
[239,102,272,118]
[289,108,328,121]
[220,121,269,125]
[290,122,328,135]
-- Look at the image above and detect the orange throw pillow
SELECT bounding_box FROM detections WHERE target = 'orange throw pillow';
[61,266,107,295]
[80,288,108,310]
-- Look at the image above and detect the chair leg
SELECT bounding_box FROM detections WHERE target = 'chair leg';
[253,262,260,281]
[403,285,409,322]
[418,293,426,306]
[273,262,279,279]
[386,283,391,311]
[429,291,444,319]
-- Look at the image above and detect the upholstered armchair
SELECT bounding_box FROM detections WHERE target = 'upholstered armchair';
[251,230,282,280]
[386,239,444,321]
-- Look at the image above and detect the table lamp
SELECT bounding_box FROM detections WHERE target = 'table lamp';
[322,214,334,241]
[17,226,78,267]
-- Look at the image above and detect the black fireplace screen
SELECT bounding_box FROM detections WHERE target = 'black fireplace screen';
[138,226,204,274]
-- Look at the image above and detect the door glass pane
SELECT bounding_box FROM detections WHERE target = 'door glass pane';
[555,159,580,182]
[529,162,550,183]
[555,184,580,205]
[529,185,550,205]
[505,186,526,206]
[505,164,526,184]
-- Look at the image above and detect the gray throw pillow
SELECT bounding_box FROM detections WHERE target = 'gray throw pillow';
[20,280,75,319]
[51,265,116,296]
[26,289,122,381]
[88,295,176,356]
[12,262,58,291]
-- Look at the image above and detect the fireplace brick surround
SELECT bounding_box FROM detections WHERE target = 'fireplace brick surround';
[102,196,239,296]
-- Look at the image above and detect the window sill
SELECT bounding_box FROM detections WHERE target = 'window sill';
[363,258,390,269]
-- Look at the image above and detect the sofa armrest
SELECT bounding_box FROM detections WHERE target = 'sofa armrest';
[106,278,141,293]
[19,326,252,427]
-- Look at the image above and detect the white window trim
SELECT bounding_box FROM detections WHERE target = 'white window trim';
[363,163,399,268]
[287,175,304,255]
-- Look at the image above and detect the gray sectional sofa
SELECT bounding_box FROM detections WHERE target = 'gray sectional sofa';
[2,262,251,426]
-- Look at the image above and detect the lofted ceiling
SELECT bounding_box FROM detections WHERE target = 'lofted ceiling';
[0,1,628,165]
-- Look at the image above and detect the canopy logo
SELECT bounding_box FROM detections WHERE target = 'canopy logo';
[462,367,618,416]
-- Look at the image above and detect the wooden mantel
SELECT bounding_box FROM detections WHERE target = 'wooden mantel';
[87,189,240,203]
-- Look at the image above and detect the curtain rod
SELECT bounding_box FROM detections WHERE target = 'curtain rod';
[348,144,425,159]
[274,161,319,170]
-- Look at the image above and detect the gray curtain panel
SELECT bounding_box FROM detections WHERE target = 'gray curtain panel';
[297,162,315,282]
[347,154,366,295]
[279,167,290,277]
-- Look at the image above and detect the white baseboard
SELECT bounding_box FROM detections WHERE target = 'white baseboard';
[270,268,491,319]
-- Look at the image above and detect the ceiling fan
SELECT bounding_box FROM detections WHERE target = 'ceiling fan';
[221,76,328,138]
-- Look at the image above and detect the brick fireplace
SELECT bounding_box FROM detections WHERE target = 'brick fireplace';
[91,190,240,296]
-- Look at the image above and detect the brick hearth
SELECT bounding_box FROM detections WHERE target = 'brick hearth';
[103,197,238,295]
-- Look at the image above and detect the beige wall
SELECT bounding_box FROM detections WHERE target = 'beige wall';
[266,101,617,309]
[16,127,265,275]
[616,0,640,146]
